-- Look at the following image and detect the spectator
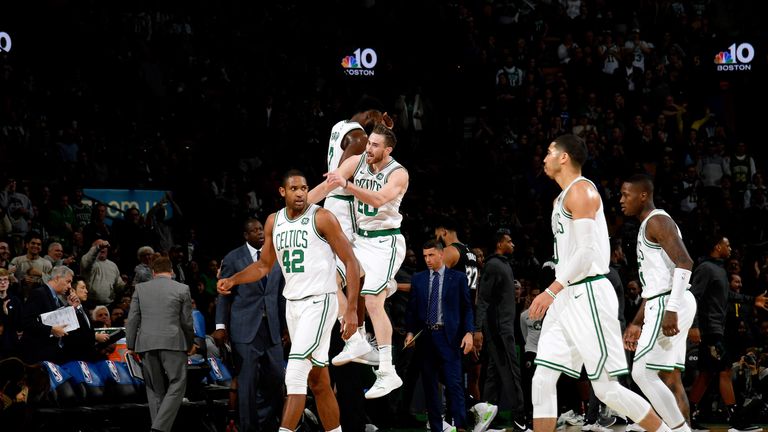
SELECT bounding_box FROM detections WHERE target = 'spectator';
[0,269,23,358]
[80,239,125,305]
[133,246,155,286]
[9,233,51,284]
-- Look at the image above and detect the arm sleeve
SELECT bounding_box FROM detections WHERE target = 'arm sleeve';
[665,268,691,313]
[555,218,601,286]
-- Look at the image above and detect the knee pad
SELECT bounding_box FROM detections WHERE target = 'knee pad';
[285,358,312,395]
[592,378,651,422]
[531,367,559,418]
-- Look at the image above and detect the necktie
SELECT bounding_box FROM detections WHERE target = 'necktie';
[427,271,440,325]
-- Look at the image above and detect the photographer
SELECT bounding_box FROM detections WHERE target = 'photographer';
[731,349,766,423]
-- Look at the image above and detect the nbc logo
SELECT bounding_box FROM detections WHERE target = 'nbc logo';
[0,32,11,53]
[715,43,755,71]
[341,48,378,76]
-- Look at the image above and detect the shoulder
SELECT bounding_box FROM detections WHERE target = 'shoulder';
[445,268,466,281]
[224,245,247,261]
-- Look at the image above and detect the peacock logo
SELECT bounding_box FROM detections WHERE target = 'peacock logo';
[341,48,378,76]
[715,43,755,71]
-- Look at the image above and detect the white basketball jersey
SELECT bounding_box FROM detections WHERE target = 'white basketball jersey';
[353,157,405,231]
[637,209,681,298]
[327,120,364,197]
[272,204,337,300]
[551,177,610,284]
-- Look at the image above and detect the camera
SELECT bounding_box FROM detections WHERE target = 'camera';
[745,353,757,366]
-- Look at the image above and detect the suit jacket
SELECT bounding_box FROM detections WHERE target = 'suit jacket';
[20,284,64,363]
[475,254,517,336]
[126,276,194,353]
[62,306,99,362]
[406,268,474,344]
[215,245,285,345]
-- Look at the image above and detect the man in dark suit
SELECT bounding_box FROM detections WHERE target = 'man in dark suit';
[20,265,75,363]
[126,256,195,432]
[405,239,474,432]
[214,218,286,432]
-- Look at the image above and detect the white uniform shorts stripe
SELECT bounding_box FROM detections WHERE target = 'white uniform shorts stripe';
[286,293,338,366]
[634,290,696,370]
[535,277,628,380]
[357,233,405,297]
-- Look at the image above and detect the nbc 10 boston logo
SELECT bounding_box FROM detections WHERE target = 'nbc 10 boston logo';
[714,42,755,72]
[0,31,11,53]
[341,48,378,76]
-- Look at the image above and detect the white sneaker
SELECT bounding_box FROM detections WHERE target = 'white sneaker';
[351,346,380,365]
[472,402,498,432]
[626,423,646,432]
[582,423,612,432]
[364,423,379,432]
[332,331,372,366]
[558,410,584,426]
[443,420,458,432]
[364,369,403,399]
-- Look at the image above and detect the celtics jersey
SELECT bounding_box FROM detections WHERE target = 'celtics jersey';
[272,204,337,300]
[353,157,406,231]
[551,176,610,284]
[637,209,681,298]
[452,242,479,290]
[327,120,364,198]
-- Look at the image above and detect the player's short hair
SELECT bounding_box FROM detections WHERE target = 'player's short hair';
[371,124,397,149]
[152,256,173,273]
[625,174,654,195]
[553,134,587,168]
[423,239,444,251]
[435,217,458,233]
[281,169,306,187]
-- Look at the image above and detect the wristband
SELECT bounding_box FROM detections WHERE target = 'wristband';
[344,179,349,188]
[545,288,557,299]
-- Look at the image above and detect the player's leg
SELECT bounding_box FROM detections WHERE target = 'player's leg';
[308,366,341,430]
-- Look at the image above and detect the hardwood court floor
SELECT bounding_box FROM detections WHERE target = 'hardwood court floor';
[379,423,760,432]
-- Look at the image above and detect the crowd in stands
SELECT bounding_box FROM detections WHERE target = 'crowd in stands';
[1,0,767,429]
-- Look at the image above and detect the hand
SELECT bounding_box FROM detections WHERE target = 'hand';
[187,344,198,356]
[212,328,228,346]
[2,298,9,315]
[15,385,28,403]
[461,332,474,355]
[51,325,67,338]
[754,291,768,311]
[281,329,290,347]
[473,331,483,353]
[404,333,415,349]
[688,327,701,344]
[661,311,679,337]
[67,291,81,308]
[623,323,641,351]
[341,309,358,341]
[217,278,234,295]
[323,172,347,189]
[528,290,555,321]
[95,333,110,343]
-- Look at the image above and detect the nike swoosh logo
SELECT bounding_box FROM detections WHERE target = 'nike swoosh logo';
[277,221,286,226]
[312,299,324,304]
[574,293,583,299]
[378,238,388,243]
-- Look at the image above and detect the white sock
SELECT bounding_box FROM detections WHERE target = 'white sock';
[279,428,293,432]
[655,422,673,432]
[327,427,342,432]
[358,322,366,338]
[379,345,393,371]
[672,424,691,432]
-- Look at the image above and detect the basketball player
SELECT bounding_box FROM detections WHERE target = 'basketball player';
[218,170,360,432]
[528,134,672,432]
[325,108,393,362]
[620,174,696,432]
[309,124,407,399]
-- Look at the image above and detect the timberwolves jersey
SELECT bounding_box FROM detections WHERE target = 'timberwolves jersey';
[451,242,479,290]
[551,176,610,284]
[272,204,337,300]
[353,157,406,231]
[637,209,681,298]
[327,120,364,198]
